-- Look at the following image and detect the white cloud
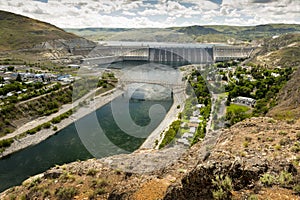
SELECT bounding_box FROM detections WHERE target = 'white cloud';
[0,0,298,28]
[122,10,136,16]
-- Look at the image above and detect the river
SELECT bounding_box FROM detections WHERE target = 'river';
[0,93,173,192]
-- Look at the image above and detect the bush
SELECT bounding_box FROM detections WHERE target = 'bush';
[293,184,300,194]
[51,116,62,124]
[296,132,300,140]
[248,194,258,200]
[87,169,98,176]
[26,129,37,135]
[53,126,58,131]
[291,142,300,153]
[90,179,108,188]
[260,173,276,186]
[212,175,233,200]
[278,171,293,186]
[0,138,14,148]
[55,187,78,200]
[42,122,51,129]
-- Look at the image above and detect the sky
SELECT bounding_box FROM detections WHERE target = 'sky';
[0,0,299,28]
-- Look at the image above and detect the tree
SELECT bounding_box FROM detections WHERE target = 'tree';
[7,66,14,71]
[16,74,22,82]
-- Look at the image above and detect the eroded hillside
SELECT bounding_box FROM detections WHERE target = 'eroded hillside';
[252,33,300,68]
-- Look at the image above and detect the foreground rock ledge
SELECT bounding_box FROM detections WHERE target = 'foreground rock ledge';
[1,117,300,200]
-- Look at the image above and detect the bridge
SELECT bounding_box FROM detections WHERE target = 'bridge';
[119,79,185,89]
[81,44,254,65]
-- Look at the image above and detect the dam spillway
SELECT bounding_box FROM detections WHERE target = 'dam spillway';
[81,43,254,65]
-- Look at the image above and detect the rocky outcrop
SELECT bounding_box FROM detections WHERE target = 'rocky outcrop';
[33,38,97,63]
[34,38,96,55]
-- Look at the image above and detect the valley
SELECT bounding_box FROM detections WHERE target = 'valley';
[0,9,299,200]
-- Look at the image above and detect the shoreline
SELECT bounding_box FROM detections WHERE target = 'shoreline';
[139,86,186,149]
[0,88,123,159]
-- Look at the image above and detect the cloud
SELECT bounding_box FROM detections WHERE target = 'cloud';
[0,0,298,28]
[122,10,136,16]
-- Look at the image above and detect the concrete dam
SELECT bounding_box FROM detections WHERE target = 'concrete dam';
[81,44,254,65]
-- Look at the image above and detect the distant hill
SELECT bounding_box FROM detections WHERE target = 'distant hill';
[0,10,78,51]
[66,24,300,43]
[251,33,300,68]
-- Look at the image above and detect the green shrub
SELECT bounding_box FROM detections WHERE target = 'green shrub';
[212,175,233,200]
[248,194,258,200]
[87,168,98,176]
[53,126,58,131]
[94,188,106,195]
[0,138,14,148]
[90,179,108,188]
[243,141,249,148]
[296,132,300,140]
[51,116,61,124]
[212,188,227,200]
[293,184,300,194]
[26,128,37,135]
[55,187,78,200]
[274,144,281,151]
[278,131,287,136]
[291,142,300,153]
[279,138,289,146]
[42,122,51,129]
[260,173,276,186]
[278,171,293,186]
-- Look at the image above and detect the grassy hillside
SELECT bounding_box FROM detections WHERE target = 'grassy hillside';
[66,24,300,43]
[252,33,300,67]
[268,67,300,120]
[0,10,78,51]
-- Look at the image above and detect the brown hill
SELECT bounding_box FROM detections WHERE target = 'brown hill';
[0,10,80,51]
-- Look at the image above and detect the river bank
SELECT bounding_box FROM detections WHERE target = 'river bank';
[140,86,186,149]
[0,88,123,159]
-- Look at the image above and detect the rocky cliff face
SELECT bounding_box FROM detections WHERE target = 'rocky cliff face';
[1,117,300,199]
[35,38,96,63]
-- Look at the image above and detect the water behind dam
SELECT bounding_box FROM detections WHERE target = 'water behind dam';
[0,61,176,192]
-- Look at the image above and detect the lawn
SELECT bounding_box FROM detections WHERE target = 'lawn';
[227,104,250,113]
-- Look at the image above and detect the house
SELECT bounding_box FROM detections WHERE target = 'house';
[190,116,201,124]
[177,138,190,146]
[68,64,80,69]
[193,109,200,117]
[6,92,13,97]
[182,132,194,139]
[196,104,205,109]
[271,72,280,78]
[189,127,196,134]
[233,96,256,107]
